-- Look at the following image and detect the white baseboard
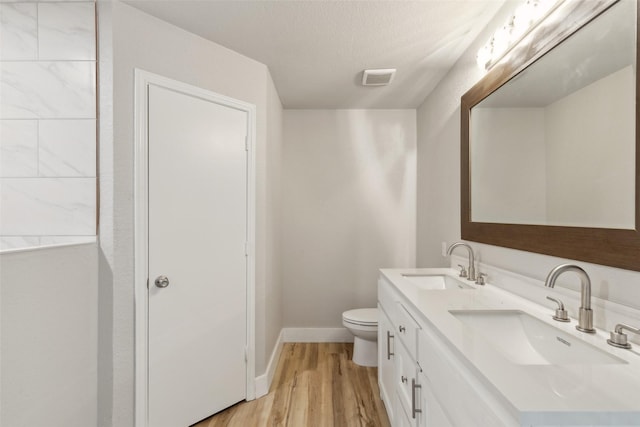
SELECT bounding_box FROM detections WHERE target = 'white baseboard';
[254,329,284,398]
[282,327,354,343]
[253,327,354,398]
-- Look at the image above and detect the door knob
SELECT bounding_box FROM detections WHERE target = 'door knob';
[154,275,170,288]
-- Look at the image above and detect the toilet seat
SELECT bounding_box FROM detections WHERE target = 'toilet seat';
[342,308,378,327]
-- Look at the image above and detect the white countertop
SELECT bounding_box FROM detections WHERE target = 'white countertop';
[380,267,640,425]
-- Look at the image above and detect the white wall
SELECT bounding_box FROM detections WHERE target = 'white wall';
[471,108,547,224]
[100,2,283,424]
[282,110,416,327]
[1,244,98,427]
[263,77,284,365]
[96,3,114,425]
[416,1,640,310]
[546,65,635,228]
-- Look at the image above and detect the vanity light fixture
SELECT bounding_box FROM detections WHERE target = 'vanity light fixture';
[477,0,565,70]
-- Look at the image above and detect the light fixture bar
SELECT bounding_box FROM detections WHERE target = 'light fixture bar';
[477,0,565,70]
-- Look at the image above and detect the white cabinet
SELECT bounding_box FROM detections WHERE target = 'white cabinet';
[378,277,422,427]
[378,275,517,427]
[416,371,452,427]
[395,394,414,427]
[395,338,427,426]
[378,304,396,423]
[417,312,514,426]
[395,303,420,357]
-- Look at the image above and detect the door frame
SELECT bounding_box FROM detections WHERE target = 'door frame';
[133,69,256,427]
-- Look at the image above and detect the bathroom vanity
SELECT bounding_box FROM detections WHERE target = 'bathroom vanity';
[378,0,640,424]
[377,268,640,426]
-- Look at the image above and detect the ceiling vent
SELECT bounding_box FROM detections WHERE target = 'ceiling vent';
[362,69,396,86]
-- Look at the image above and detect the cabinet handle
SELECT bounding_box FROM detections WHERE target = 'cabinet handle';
[401,375,407,383]
[386,331,394,359]
[399,325,406,333]
[412,378,422,419]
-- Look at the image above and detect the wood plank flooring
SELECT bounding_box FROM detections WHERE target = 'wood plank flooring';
[192,343,391,427]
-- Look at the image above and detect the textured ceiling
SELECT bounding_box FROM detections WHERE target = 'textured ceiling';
[124,0,506,108]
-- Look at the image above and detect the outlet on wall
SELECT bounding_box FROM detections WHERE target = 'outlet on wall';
[441,241,447,257]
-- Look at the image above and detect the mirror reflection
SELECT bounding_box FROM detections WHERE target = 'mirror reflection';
[470,0,636,229]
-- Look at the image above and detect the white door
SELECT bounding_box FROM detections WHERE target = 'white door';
[147,84,248,427]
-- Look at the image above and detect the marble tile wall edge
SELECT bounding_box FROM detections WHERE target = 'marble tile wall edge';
[0,119,38,177]
[1,62,96,119]
[0,3,38,61]
[39,235,96,245]
[0,236,40,250]
[38,2,96,61]
[39,119,96,177]
[0,0,97,250]
[0,235,97,252]
[0,1,92,3]
[0,177,96,235]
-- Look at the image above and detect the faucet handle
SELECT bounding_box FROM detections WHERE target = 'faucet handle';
[546,296,570,322]
[475,273,487,285]
[607,323,640,349]
[457,264,467,278]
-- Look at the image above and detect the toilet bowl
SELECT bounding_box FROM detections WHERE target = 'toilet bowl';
[342,308,378,367]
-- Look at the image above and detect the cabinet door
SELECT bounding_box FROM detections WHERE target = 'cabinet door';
[395,303,420,358]
[378,303,396,424]
[418,323,515,426]
[395,392,415,427]
[417,372,453,427]
[395,339,415,415]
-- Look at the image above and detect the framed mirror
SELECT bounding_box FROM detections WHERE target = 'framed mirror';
[461,0,640,271]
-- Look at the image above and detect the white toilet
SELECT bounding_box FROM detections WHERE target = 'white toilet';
[342,308,378,367]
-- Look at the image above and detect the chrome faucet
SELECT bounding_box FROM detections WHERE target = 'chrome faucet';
[544,264,595,333]
[446,242,476,281]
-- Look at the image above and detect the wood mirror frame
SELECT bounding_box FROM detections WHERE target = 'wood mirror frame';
[461,0,640,272]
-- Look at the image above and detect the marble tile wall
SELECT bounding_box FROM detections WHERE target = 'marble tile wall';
[0,1,97,251]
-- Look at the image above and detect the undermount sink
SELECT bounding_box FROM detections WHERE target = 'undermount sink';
[402,274,475,290]
[449,310,626,365]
